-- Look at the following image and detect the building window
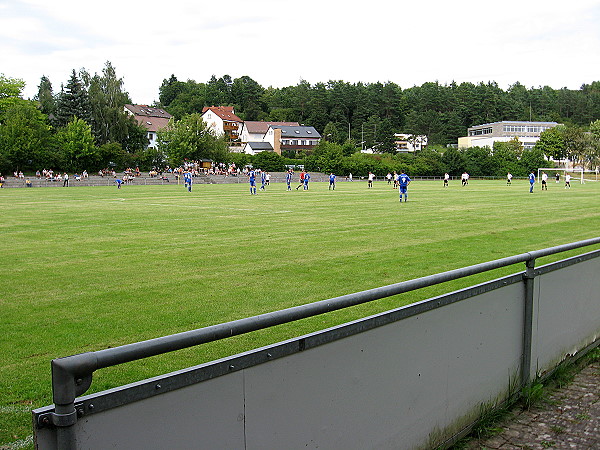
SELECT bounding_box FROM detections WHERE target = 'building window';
[504,125,526,133]
[469,127,492,136]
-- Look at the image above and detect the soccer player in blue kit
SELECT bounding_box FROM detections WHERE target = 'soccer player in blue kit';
[286,169,293,190]
[248,169,257,195]
[398,170,411,202]
[329,173,336,190]
[260,170,266,191]
[184,171,192,192]
[303,172,311,190]
[528,170,535,193]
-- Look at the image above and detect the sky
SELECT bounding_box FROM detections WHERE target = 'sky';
[2,0,600,105]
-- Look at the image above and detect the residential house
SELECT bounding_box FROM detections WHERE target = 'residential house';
[458,121,561,150]
[244,125,320,155]
[124,104,172,148]
[394,134,428,153]
[201,106,243,148]
[243,142,276,154]
[263,125,321,155]
[239,121,299,144]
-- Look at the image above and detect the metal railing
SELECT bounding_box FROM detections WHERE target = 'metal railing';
[40,237,600,449]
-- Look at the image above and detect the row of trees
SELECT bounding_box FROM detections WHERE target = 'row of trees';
[535,122,600,170]
[223,139,548,179]
[1,65,600,175]
[159,74,600,150]
[0,64,152,173]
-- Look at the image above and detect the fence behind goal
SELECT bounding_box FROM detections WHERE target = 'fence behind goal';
[33,238,600,449]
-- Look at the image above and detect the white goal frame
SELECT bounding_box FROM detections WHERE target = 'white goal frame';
[537,168,585,184]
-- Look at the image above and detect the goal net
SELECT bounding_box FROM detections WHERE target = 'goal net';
[537,168,590,184]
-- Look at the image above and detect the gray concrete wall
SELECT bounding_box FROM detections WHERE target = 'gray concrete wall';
[33,252,600,449]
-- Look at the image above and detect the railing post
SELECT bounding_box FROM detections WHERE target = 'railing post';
[521,257,536,386]
[47,354,96,449]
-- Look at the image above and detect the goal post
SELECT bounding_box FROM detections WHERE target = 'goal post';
[537,168,584,184]
[581,168,600,183]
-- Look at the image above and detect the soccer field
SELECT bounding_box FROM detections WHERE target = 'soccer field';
[1,179,599,445]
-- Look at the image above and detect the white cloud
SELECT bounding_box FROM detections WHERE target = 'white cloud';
[2,0,599,103]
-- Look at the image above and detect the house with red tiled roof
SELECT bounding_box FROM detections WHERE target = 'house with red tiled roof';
[124,104,172,149]
[201,106,243,145]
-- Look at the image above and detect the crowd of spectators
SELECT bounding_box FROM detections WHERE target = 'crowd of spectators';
[4,161,251,187]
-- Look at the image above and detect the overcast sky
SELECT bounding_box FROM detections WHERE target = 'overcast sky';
[2,0,599,105]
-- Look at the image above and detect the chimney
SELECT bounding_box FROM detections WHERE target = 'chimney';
[274,128,282,155]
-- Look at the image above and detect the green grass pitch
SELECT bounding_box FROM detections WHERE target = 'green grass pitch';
[1,178,599,445]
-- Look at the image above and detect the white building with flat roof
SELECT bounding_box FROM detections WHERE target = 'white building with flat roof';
[458,121,561,149]
[394,134,427,152]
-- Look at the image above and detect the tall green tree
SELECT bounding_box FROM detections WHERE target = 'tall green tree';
[159,76,208,119]
[56,117,97,171]
[323,122,342,144]
[158,113,229,165]
[305,140,344,173]
[159,74,185,108]
[562,125,587,167]
[463,146,496,176]
[519,147,546,173]
[535,126,566,162]
[54,70,91,127]
[231,75,265,120]
[86,61,139,148]
[0,100,53,172]
[492,137,523,175]
[167,80,208,120]
[584,119,600,170]
[0,74,26,118]
[34,75,56,117]
[441,147,465,175]
[206,75,232,106]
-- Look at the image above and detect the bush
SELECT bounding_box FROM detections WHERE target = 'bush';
[251,151,285,172]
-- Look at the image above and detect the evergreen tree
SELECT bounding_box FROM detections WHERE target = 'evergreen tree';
[323,122,342,144]
[54,70,91,127]
[34,76,56,117]
[231,75,265,121]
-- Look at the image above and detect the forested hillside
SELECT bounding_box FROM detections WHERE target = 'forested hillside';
[159,74,600,147]
[1,65,599,175]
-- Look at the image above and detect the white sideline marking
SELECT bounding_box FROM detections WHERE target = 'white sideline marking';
[1,435,33,449]
[0,406,32,413]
